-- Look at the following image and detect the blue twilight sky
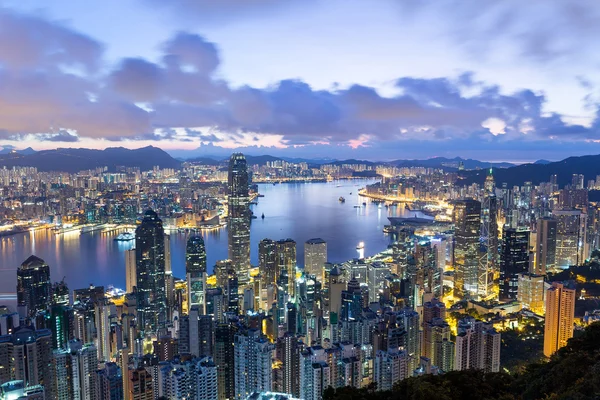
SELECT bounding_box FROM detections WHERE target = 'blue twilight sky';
[0,0,599,161]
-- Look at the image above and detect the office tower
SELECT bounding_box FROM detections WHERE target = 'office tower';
[553,209,586,268]
[572,173,585,190]
[544,282,576,357]
[374,349,409,391]
[96,362,123,400]
[51,280,69,305]
[234,329,274,399]
[17,255,51,318]
[327,266,346,322]
[135,209,167,333]
[304,238,327,281]
[499,227,530,302]
[0,327,55,398]
[535,218,557,274]
[276,333,301,397]
[517,273,545,315]
[153,336,177,361]
[277,239,297,297]
[454,318,501,373]
[480,170,498,299]
[74,285,105,304]
[259,239,278,286]
[186,235,207,313]
[367,262,389,303]
[49,304,73,350]
[453,199,481,298]
[215,321,237,400]
[0,312,19,336]
[125,249,136,293]
[228,153,251,283]
[430,236,447,274]
[128,367,154,400]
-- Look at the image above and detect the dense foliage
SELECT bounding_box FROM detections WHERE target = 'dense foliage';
[323,322,600,400]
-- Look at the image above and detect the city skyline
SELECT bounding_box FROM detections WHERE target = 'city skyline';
[0,1,600,161]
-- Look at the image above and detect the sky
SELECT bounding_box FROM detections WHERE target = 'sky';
[0,0,599,162]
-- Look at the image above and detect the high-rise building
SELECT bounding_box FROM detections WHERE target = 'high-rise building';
[275,333,301,397]
[234,329,274,399]
[553,209,586,268]
[453,199,481,298]
[96,362,123,400]
[454,318,501,373]
[17,255,51,318]
[49,304,73,350]
[135,209,167,333]
[259,239,278,286]
[186,235,207,313]
[481,170,498,300]
[544,282,576,357]
[517,273,545,315]
[215,321,237,400]
[374,349,409,391]
[228,153,251,283]
[277,239,297,297]
[535,218,557,275]
[54,340,98,399]
[125,249,136,293]
[156,356,218,400]
[422,318,453,372]
[304,238,327,280]
[499,227,530,302]
[128,367,154,400]
[0,327,55,398]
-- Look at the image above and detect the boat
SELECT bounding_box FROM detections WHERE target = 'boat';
[261,213,265,219]
[349,192,352,195]
[339,197,345,203]
[356,241,365,250]
[258,194,265,198]
[114,232,134,241]
[362,202,367,206]
[353,205,361,208]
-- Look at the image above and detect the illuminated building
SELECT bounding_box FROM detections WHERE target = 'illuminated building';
[17,255,51,318]
[499,227,530,302]
[228,153,251,284]
[517,273,545,315]
[277,239,297,298]
[125,249,136,293]
[135,210,167,333]
[553,209,586,268]
[304,238,327,281]
[234,329,274,399]
[186,235,207,313]
[544,282,576,357]
[535,218,556,274]
[454,317,500,373]
[481,169,498,299]
[453,199,481,298]
[259,239,278,287]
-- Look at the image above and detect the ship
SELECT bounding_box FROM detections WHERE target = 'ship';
[114,232,134,241]
[261,213,265,219]
[356,241,365,250]
[339,197,345,203]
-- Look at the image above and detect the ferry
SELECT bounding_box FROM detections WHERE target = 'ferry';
[114,232,134,241]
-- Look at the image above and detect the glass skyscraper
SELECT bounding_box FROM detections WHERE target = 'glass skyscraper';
[186,234,207,313]
[17,255,51,318]
[135,209,167,333]
[228,153,251,283]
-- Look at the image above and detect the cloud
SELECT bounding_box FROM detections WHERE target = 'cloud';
[0,5,599,158]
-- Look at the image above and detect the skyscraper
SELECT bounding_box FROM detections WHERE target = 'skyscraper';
[17,255,51,318]
[454,317,501,373]
[234,329,274,399]
[544,282,576,357]
[186,234,207,313]
[277,239,297,297]
[453,199,481,298]
[304,238,327,280]
[276,333,301,397]
[96,362,123,400]
[215,322,237,400]
[481,170,498,300]
[553,209,586,268]
[499,227,530,302]
[259,238,278,286]
[125,249,136,293]
[535,218,557,274]
[135,209,167,333]
[228,153,251,283]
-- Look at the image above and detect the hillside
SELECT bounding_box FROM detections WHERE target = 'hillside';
[323,322,600,400]
[393,157,515,170]
[0,146,181,172]
[461,154,600,187]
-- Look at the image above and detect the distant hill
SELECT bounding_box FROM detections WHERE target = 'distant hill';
[534,159,552,165]
[0,146,181,172]
[325,159,378,167]
[184,157,222,166]
[461,154,600,187]
[0,146,37,155]
[392,157,515,170]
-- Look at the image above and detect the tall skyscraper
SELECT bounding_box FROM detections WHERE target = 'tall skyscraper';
[304,238,327,280]
[215,321,238,400]
[553,209,586,268]
[125,249,136,293]
[544,282,576,357]
[186,234,207,313]
[277,239,297,297]
[481,170,498,300]
[499,227,530,302]
[276,333,301,397]
[453,199,481,298]
[228,153,251,283]
[454,317,501,373]
[259,238,278,286]
[135,209,167,333]
[17,255,51,318]
[535,218,557,275]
